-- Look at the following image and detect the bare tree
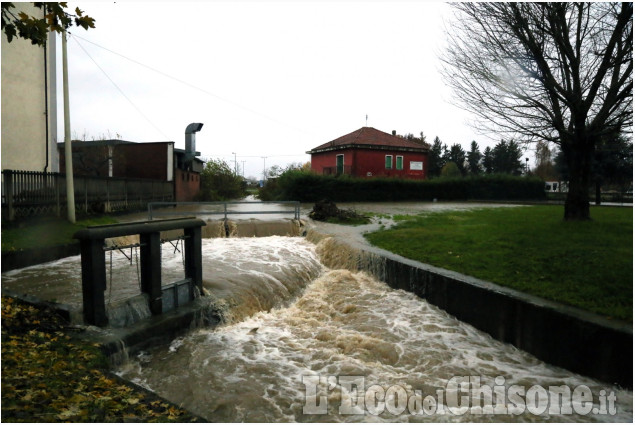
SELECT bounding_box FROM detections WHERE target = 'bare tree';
[441,2,632,220]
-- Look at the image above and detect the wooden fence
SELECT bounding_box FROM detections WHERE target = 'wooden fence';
[2,170,174,221]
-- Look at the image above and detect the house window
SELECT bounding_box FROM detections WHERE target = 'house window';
[396,156,403,170]
[385,155,393,170]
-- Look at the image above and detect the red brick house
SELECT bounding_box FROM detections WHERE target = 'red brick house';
[58,140,203,201]
[307,127,430,179]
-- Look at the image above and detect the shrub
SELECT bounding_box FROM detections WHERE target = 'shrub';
[197,159,246,201]
[263,170,546,202]
[441,161,462,178]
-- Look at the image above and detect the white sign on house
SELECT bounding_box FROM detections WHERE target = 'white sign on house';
[410,161,423,170]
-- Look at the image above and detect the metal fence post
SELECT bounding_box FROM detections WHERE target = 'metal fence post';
[79,238,108,326]
[140,232,162,315]
[184,225,203,294]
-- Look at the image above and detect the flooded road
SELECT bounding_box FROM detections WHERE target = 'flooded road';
[124,199,523,223]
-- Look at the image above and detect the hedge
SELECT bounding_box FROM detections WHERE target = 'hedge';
[260,171,546,202]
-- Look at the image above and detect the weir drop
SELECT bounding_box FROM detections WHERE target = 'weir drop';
[2,227,632,422]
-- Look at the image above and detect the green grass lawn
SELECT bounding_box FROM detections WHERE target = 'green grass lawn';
[1,216,118,253]
[365,205,633,321]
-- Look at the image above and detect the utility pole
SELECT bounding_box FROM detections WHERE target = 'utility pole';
[62,29,75,223]
[241,160,246,178]
[261,156,267,182]
[232,152,237,175]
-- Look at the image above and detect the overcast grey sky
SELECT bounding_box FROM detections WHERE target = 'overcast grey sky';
[58,1,512,180]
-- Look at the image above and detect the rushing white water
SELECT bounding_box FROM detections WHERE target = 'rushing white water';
[114,238,633,422]
[196,236,322,323]
[1,236,321,324]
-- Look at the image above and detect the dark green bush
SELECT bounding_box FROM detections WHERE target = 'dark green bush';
[197,159,246,201]
[262,170,546,202]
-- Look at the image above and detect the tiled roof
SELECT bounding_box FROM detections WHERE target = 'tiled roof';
[308,127,429,153]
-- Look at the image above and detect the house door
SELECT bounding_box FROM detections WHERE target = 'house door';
[336,154,344,175]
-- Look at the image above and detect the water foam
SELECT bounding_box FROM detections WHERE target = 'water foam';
[118,265,633,422]
[1,236,322,327]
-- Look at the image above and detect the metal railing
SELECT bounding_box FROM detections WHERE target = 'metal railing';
[74,217,206,326]
[148,201,301,221]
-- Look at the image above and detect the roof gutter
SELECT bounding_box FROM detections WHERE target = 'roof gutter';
[307,143,430,155]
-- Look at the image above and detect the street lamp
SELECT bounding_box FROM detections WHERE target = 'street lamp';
[525,157,529,174]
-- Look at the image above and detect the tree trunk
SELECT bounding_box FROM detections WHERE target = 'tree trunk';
[563,143,592,220]
[595,180,601,205]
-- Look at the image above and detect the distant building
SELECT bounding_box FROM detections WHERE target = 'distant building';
[1,3,58,173]
[545,181,568,193]
[307,127,429,179]
[57,140,204,201]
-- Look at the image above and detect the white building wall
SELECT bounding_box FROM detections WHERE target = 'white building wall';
[167,143,174,182]
[1,3,57,172]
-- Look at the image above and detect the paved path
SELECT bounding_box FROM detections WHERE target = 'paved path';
[302,201,524,249]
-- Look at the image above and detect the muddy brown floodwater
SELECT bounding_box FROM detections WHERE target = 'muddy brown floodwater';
[114,236,632,422]
[2,201,631,422]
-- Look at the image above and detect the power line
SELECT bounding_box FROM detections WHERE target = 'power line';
[203,154,309,159]
[71,34,312,137]
[72,35,170,140]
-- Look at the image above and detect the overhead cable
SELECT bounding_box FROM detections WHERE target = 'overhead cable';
[72,34,311,137]
[72,35,170,140]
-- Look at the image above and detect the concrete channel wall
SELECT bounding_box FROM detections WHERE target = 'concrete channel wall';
[311,232,632,389]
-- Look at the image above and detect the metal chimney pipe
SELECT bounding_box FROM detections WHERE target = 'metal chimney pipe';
[185,123,204,155]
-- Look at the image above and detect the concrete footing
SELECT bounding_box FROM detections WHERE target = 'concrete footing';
[88,297,221,365]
